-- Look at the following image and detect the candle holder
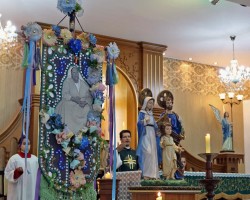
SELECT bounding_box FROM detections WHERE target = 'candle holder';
[198,153,220,200]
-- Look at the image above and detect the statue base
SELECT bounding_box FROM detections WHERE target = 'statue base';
[214,153,244,173]
[220,150,234,153]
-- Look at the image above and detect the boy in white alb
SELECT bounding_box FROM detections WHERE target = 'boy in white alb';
[5,136,39,200]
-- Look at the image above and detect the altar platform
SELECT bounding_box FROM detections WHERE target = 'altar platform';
[184,172,250,200]
[112,171,250,200]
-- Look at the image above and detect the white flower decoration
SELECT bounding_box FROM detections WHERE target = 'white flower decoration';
[60,29,73,44]
[107,42,120,59]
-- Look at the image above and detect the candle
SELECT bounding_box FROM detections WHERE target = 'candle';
[205,133,211,153]
[104,172,112,179]
[156,192,162,200]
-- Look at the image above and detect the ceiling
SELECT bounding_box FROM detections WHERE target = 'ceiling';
[1,0,250,67]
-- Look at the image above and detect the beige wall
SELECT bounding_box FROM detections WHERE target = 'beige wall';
[163,58,245,168]
[243,100,250,173]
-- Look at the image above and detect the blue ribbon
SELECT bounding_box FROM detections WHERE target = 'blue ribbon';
[112,86,117,200]
[22,40,35,173]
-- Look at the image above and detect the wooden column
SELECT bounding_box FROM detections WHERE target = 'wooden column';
[141,42,167,104]
[29,94,40,156]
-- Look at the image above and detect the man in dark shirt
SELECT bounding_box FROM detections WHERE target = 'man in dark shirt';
[116,130,139,171]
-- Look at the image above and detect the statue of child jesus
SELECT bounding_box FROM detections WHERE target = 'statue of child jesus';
[160,122,184,179]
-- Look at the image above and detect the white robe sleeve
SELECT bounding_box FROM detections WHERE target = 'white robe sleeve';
[4,154,39,200]
[116,150,123,169]
[4,156,18,183]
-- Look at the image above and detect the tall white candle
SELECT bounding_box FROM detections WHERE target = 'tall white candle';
[205,133,211,153]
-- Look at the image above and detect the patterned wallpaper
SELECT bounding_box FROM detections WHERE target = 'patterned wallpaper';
[0,42,23,70]
[163,58,250,98]
[0,42,24,131]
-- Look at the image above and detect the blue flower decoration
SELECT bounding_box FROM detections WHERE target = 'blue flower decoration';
[87,111,101,125]
[79,136,89,150]
[92,90,104,102]
[70,159,80,169]
[89,34,97,46]
[22,22,42,42]
[47,113,64,130]
[52,25,61,37]
[106,42,120,59]
[87,68,101,85]
[68,38,82,54]
[57,0,76,15]
[74,149,81,157]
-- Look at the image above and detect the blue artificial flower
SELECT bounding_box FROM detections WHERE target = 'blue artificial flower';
[79,136,89,150]
[22,22,42,42]
[54,114,64,128]
[96,91,105,102]
[87,68,101,85]
[57,0,76,15]
[106,42,120,59]
[89,34,97,46]
[61,140,70,149]
[74,149,81,157]
[47,113,64,130]
[68,38,82,54]
[94,99,103,106]
[89,126,97,134]
[87,111,101,125]
[52,25,61,37]
[92,90,104,102]
[70,159,80,169]
[74,137,81,144]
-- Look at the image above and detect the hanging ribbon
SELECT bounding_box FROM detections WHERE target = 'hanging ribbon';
[112,86,117,200]
[34,168,41,200]
[21,22,42,198]
[21,43,29,68]
[106,58,118,200]
[22,40,35,171]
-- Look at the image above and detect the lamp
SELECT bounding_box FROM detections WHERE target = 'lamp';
[219,92,243,122]
[219,91,242,152]
[219,36,250,92]
[0,13,18,50]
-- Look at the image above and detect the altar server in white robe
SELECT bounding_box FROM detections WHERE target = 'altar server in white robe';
[5,136,39,200]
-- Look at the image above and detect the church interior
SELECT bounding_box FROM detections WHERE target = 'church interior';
[0,0,250,200]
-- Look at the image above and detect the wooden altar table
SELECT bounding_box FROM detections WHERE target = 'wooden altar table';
[128,186,201,200]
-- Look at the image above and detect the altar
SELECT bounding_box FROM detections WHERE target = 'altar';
[112,171,250,200]
[184,172,250,200]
